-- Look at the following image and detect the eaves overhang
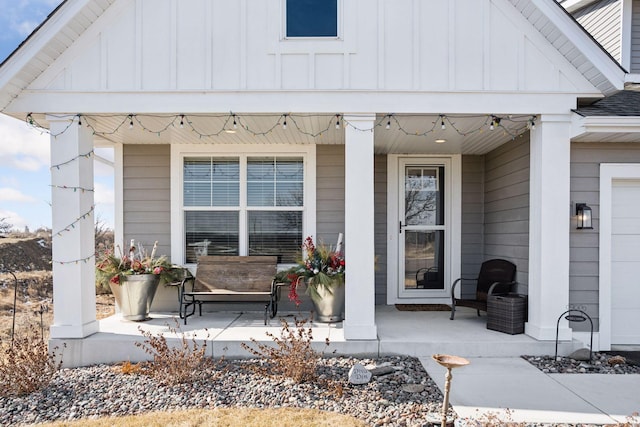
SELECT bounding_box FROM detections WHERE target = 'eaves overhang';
[572,114,640,142]
[0,0,114,113]
[511,0,626,96]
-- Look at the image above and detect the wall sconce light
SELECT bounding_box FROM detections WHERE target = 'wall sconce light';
[576,203,593,230]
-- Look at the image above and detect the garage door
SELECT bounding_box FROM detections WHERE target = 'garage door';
[611,180,640,345]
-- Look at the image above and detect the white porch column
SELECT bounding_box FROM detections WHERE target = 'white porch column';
[526,114,572,341]
[343,114,377,340]
[49,116,98,339]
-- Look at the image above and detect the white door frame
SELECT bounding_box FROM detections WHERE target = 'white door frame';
[599,163,640,350]
[386,155,461,305]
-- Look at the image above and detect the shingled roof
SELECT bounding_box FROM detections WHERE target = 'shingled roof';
[574,90,640,117]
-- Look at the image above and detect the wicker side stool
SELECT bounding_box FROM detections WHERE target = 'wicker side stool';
[487,294,527,334]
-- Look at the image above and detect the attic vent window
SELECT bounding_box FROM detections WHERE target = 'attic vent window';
[286,0,338,38]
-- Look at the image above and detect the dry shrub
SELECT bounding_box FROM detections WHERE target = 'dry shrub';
[118,360,142,375]
[0,325,63,397]
[616,412,640,427]
[241,316,330,384]
[135,320,218,385]
[459,409,527,427]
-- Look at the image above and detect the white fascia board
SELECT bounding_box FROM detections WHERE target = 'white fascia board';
[532,0,626,93]
[6,90,588,116]
[572,114,640,138]
[0,0,94,90]
[624,73,640,84]
[560,0,600,13]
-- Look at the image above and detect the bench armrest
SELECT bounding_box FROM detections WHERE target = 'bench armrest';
[179,274,195,292]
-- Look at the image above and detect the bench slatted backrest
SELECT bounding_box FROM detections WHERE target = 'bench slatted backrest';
[193,256,277,293]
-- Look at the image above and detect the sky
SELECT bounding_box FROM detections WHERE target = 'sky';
[0,0,115,231]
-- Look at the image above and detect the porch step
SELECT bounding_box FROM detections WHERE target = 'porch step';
[378,338,578,359]
[375,305,580,358]
[52,309,581,367]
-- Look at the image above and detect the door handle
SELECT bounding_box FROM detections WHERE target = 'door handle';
[399,221,403,234]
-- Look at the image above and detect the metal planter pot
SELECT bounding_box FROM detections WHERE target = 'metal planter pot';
[109,274,160,321]
[310,279,345,323]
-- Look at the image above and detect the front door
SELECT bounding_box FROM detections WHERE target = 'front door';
[398,158,451,300]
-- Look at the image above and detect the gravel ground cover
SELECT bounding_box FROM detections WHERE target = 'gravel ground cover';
[522,352,640,374]
[0,356,446,427]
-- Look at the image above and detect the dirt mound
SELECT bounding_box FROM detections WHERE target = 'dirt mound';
[0,237,52,272]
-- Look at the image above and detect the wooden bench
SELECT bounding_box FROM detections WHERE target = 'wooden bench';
[178,255,278,325]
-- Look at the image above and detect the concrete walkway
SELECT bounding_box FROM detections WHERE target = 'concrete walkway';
[420,356,640,425]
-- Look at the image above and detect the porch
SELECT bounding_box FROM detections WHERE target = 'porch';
[54,305,580,368]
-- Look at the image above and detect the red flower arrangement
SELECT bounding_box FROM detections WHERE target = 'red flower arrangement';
[96,240,178,288]
[280,236,345,305]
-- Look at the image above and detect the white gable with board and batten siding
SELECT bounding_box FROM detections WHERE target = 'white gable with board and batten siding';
[12,0,606,114]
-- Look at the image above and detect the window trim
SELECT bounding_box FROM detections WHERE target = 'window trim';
[171,144,316,266]
[282,0,342,40]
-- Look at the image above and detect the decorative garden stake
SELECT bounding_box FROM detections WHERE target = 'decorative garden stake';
[34,303,49,342]
[9,271,18,347]
[432,354,470,427]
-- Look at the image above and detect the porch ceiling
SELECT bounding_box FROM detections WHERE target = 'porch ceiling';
[33,112,533,155]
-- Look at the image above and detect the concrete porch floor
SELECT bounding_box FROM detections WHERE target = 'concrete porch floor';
[55,305,579,367]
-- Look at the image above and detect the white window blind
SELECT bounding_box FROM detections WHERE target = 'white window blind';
[183,155,304,264]
[184,157,239,207]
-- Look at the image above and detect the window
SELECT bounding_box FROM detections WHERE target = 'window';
[183,156,304,264]
[286,0,338,38]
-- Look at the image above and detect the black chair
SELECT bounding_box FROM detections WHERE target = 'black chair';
[450,259,517,320]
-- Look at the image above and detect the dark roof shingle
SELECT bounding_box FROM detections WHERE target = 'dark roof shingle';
[574,91,640,116]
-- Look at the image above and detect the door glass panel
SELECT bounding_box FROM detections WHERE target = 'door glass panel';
[404,230,445,290]
[402,164,446,293]
[405,167,444,226]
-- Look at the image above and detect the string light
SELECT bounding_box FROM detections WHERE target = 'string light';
[528,116,536,130]
[224,113,237,134]
[488,115,501,131]
[53,253,95,265]
[25,112,535,141]
[52,205,95,237]
[50,185,94,193]
[50,150,94,170]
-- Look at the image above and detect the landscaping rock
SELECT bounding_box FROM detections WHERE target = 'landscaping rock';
[0,356,445,427]
[567,348,591,361]
[523,352,640,374]
[368,366,395,377]
[348,363,372,384]
[400,384,425,393]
